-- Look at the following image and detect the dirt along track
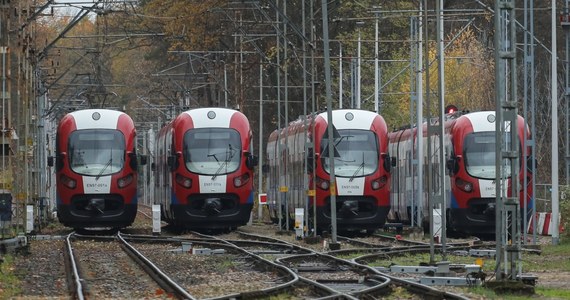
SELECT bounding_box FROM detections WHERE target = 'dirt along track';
[5,207,569,299]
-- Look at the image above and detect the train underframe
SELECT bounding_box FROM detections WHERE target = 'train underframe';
[57,194,137,229]
[165,193,253,230]
[273,196,390,234]
[448,197,533,236]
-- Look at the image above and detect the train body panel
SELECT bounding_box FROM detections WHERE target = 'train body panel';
[389,111,533,235]
[53,109,139,229]
[154,108,256,230]
[266,109,391,233]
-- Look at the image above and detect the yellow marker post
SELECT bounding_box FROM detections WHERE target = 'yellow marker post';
[475,258,484,267]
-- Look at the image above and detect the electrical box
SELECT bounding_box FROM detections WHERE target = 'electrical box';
[152,204,161,235]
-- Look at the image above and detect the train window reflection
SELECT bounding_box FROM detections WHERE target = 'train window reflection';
[320,129,379,177]
[68,129,126,176]
[184,128,241,175]
[463,131,516,179]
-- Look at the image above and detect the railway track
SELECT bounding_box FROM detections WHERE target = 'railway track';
[121,233,310,299]
[12,211,503,299]
[214,229,473,299]
[64,233,181,299]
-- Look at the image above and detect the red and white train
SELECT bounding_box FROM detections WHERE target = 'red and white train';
[49,109,144,229]
[266,109,393,234]
[154,107,257,230]
[388,110,533,236]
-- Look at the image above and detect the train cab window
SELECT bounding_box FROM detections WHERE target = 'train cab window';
[68,129,126,176]
[320,129,379,177]
[463,131,516,179]
[183,128,241,176]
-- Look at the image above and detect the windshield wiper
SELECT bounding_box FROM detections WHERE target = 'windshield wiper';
[349,161,365,182]
[96,158,112,180]
[207,153,220,163]
[212,144,236,180]
[212,160,229,180]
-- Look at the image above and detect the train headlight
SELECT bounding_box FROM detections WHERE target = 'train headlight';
[371,176,388,190]
[117,174,134,188]
[175,174,192,188]
[316,176,329,190]
[456,178,473,193]
[60,175,76,189]
[234,173,250,187]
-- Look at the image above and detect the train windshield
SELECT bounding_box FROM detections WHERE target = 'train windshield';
[183,128,241,175]
[463,131,515,179]
[320,129,378,177]
[68,129,125,176]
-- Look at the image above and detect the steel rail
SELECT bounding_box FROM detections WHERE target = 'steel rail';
[64,233,85,300]
[276,252,391,299]
[117,232,197,300]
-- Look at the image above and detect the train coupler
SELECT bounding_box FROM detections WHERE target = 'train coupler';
[204,198,222,215]
[86,198,105,214]
[339,200,359,216]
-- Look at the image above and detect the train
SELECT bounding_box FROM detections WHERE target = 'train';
[48,109,145,229]
[153,107,258,230]
[266,109,393,234]
[388,109,533,236]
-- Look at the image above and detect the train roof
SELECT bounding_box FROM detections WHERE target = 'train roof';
[62,109,132,130]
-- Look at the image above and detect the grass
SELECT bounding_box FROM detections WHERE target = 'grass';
[534,287,570,299]
[522,239,570,272]
[0,255,21,298]
[362,236,570,299]
[211,256,236,272]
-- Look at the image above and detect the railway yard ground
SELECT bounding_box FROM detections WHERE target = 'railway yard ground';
[0,209,569,300]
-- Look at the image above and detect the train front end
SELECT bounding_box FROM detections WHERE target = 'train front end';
[52,109,138,229]
[168,108,256,230]
[447,111,533,235]
[311,110,391,233]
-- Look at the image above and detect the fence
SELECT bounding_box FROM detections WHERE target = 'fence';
[534,183,568,212]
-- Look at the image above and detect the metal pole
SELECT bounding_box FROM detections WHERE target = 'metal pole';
[276,0,282,230]
[424,0,435,263]
[416,2,424,231]
[529,0,537,244]
[410,16,417,228]
[224,64,228,108]
[258,62,264,221]
[283,0,290,231]
[551,0,560,246]
[339,42,343,109]
[356,24,362,109]
[436,0,447,260]
[321,0,338,245]
[495,0,521,280]
[562,0,570,185]
[310,0,318,237]
[523,0,529,245]
[302,0,309,236]
[374,12,379,114]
